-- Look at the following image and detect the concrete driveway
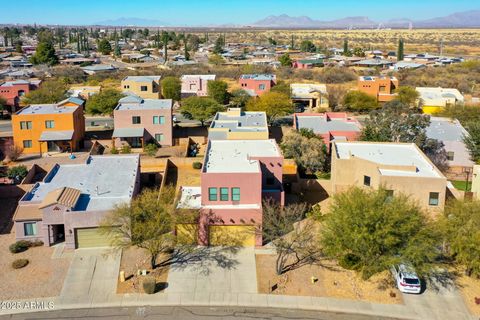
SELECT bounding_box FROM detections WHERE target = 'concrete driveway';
[166,247,257,295]
[59,248,121,305]
[402,280,474,320]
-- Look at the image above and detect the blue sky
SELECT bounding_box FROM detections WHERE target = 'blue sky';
[1,0,478,25]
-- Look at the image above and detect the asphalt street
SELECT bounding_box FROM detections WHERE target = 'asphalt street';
[1,306,403,320]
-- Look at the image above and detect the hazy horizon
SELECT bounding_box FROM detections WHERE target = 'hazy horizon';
[0,0,478,26]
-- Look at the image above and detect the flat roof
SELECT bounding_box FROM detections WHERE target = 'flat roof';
[360,75,397,81]
[334,142,442,178]
[22,155,139,212]
[209,110,268,138]
[204,139,280,173]
[416,87,464,101]
[116,96,172,111]
[181,74,216,81]
[122,75,161,82]
[17,104,78,115]
[296,115,360,135]
[426,117,469,142]
[291,83,327,99]
[240,74,276,81]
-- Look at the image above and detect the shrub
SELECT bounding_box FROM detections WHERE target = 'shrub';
[338,253,361,271]
[9,240,30,254]
[142,276,156,294]
[12,259,29,269]
[120,145,131,154]
[5,145,23,162]
[192,162,202,170]
[144,143,158,157]
[7,165,28,180]
[110,146,119,154]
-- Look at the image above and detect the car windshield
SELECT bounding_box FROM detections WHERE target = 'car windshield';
[404,278,420,285]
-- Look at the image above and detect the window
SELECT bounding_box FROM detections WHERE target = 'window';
[45,120,55,129]
[220,188,229,201]
[132,116,141,124]
[208,188,217,201]
[140,86,148,92]
[259,84,266,90]
[153,116,166,124]
[363,175,371,187]
[447,151,454,161]
[23,140,32,148]
[429,192,439,206]
[20,121,32,130]
[379,85,386,92]
[155,133,164,142]
[24,222,37,236]
[231,188,240,201]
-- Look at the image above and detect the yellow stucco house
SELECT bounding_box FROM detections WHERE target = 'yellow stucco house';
[121,76,161,99]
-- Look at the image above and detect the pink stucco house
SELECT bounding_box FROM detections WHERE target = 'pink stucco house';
[0,79,41,112]
[177,139,284,247]
[13,155,140,249]
[293,112,362,151]
[112,95,173,149]
[238,74,276,96]
[180,74,216,97]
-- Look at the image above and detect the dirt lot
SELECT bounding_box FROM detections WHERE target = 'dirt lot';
[0,232,71,300]
[457,273,480,316]
[256,254,403,305]
[117,247,169,294]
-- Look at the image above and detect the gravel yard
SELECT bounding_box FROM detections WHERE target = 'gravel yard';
[256,254,403,305]
[0,232,72,300]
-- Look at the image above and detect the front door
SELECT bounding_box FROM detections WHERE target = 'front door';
[47,141,59,152]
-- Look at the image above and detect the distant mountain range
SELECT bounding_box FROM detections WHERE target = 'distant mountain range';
[94,17,169,27]
[251,10,480,29]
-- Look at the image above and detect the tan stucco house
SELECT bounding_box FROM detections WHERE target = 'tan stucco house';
[331,141,447,211]
[121,76,161,99]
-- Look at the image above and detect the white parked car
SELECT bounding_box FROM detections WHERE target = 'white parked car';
[391,264,422,294]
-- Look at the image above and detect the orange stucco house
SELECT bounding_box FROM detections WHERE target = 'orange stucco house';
[12,97,85,154]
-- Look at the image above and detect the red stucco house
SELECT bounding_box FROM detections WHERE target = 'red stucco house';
[0,79,41,113]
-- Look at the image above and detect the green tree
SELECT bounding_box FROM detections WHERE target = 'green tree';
[246,92,293,124]
[30,33,58,66]
[300,40,316,53]
[22,80,67,104]
[440,200,480,277]
[321,187,440,280]
[268,37,277,46]
[7,165,28,181]
[144,143,158,157]
[97,39,112,55]
[208,54,225,65]
[463,121,480,163]
[352,47,365,57]
[207,80,229,104]
[279,53,292,67]
[179,96,225,126]
[85,89,124,115]
[343,91,378,112]
[262,199,320,275]
[161,76,181,101]
[396,86,419,106]
[271,81,291,96]
[343,39,349,56]
[213,36,223,54]
[101,187,176,269]
[281,129,327,174]
[397,39,404,61]
[229,89,251,109]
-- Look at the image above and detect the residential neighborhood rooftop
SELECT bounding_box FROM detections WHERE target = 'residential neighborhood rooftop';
[416,87,464,101]
[290,83,327,99]
[21,155,140,212]
[334,142,443,178]
[427,117,469,142]
[122,75,161,82]
[180,74,216,80]
[16,104,78,115]
[204,139,280,173]
[115,95,172,111]
[209,108,268,139]
[295,114,361,134]
[240,74,276,81]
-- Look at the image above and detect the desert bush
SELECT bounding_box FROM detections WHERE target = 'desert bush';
[5,145,23,162]
[338,253,361,270]
[12,259,29,269]
[144,143,158,157]
[192,162,202,170]
[319,67,357,84]
[110,146,119,154]
[142,276,156,294]
[9,240,30,254]
[7,165,28,181]
[120,145,131,154]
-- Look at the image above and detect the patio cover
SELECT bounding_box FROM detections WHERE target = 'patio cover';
[112,127,145,138]
[39,130,74,141]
